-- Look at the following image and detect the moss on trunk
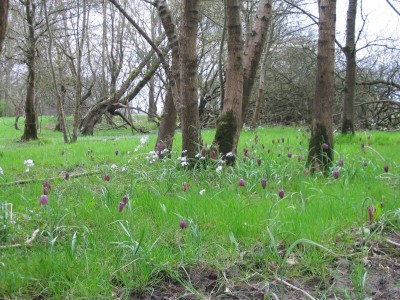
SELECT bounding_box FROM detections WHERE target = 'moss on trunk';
[306,123,333,174]
[214,110,237,165]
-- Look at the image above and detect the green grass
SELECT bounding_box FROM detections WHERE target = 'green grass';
[0,116,399,299]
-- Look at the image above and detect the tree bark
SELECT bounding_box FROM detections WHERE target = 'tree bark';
[71,0,88,142]
[241,0,273,123]
[154,0,181,155]
[341,0,357,135]
[180,0,201,160]
[307,0,337,173]
[0,0,9,53]
[21,0,38,141]
[214,0,244,163]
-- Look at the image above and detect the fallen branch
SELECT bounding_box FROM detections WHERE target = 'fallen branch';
[0,228,39,249]
[0,171,102,187]
[274,277,316,300]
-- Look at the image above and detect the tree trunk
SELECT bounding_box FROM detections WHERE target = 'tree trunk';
[341,0,357,135]
[154,0,180,155]
[180,0,200,160]
[21,0,38,141]
[71,0,88,142]
[241,0,273,121]
[214,0,244,163]
[307,0,337,173]
[0,0,9,53]
[156,86,177,156]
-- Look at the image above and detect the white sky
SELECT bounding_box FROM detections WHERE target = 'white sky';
[336,0,400,40]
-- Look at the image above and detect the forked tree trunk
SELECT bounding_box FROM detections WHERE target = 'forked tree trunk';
[341,0,357,135]
[241,0,273,123]
[21,0,38,141]
[180,0,201,160]
[214,0,244,164]
[0,0,9,53]
[307,0,337,173]
[215,0,272,160]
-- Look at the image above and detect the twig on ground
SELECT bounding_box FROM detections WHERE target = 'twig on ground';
[0,171,102,187]
[274,277,316,300]
[386,239,400,247]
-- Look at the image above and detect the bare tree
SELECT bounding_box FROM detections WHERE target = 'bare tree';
[340,0,357,134]
[214,0,244,163]
[307,0,337,173]
[71,0,89,142]
[214,0,272,162]
[180,0,201,160]
[21,0,39,141]
[154,0,180,155]
[0,0,9,53]
[43,0,70,143]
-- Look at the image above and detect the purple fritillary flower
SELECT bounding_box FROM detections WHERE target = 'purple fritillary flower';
[122,195,129,205]
[297,155,302,162]
[115,150,119,156]
[179,219,188,229]
[183,182,188,192]
[281,138,285,143]
[238,179,246,187]
[39,195,48,206]
[43,186,49,195]
[288,153,292,159]
[104,173,110,181]
[337,159,344,167]
[118,201,125,212]
[363,162,368,167]
[384,165,389,173]
[367,205,376,224]
[201,146,207,157]
[65,172,70,180]
[332,170,339,179]
[267,148,271,153]
[261,178,267,190]
[322,143,329,150]
[278,189,285,199]
[43,181,51,191]
[257,158,262,166]
[361,143,365,149]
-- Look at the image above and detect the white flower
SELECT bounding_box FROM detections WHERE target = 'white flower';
[140,136,148,145]
[195,153,201,158]
[110,164,118,170]
[24,159,34,167]
[0,167,3,175]
[199,189,206,195]
[226,152,234,157]
[121,165,128,172]
[182,150,188,154]
[216,166,222,172]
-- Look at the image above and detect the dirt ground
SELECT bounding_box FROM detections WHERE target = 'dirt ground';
[115,231,400,300]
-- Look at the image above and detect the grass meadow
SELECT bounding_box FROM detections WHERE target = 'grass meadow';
[0,116,399,299]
